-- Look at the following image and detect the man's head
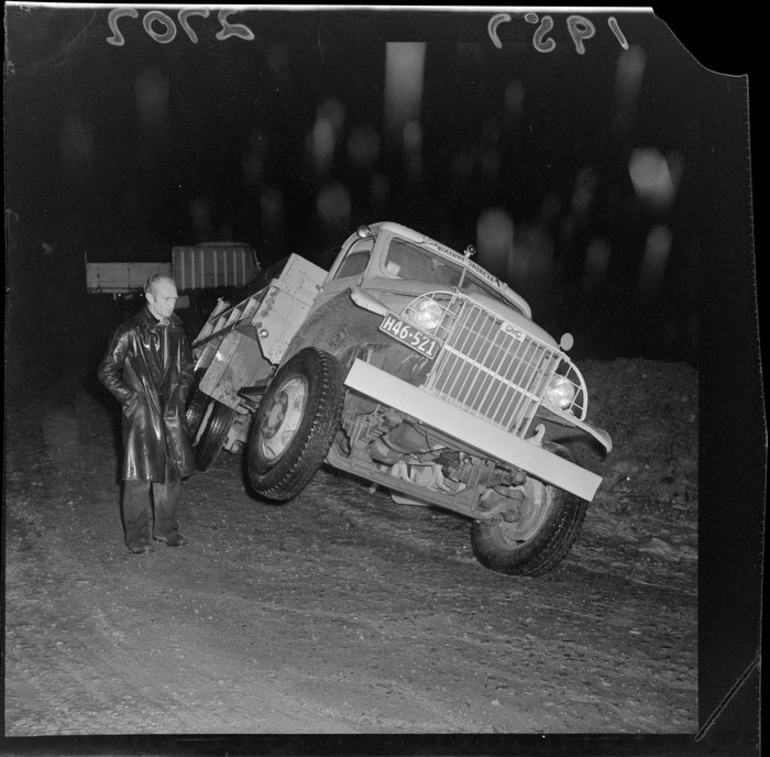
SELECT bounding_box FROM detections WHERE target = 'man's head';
[144,275,178,321]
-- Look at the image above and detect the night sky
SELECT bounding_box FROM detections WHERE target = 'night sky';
[3,5,756,376]
[7,4,753,386]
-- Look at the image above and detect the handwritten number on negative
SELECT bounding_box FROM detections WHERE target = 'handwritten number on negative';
[106,7,254,46]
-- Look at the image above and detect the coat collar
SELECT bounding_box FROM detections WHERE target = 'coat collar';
[140,306,176,329]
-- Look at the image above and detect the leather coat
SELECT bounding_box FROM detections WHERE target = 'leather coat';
[98,307,196,482]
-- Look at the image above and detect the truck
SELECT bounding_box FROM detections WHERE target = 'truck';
[186,221,612,577]
[85,242,260,320]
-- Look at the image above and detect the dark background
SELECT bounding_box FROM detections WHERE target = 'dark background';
[4,5,763,753]
[7,6,727,383]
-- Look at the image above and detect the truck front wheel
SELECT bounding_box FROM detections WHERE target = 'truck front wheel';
[470,443,587,577]
[247,348,344,502]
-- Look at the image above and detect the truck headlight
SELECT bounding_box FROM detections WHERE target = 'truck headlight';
[545,375,575,409]
[408,299,443,331]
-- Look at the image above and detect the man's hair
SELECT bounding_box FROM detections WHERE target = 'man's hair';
[144,274,175,297]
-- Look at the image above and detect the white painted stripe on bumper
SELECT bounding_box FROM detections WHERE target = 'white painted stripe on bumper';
[344,359,603,502]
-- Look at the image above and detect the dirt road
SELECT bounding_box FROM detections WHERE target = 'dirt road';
[4,359,698,735]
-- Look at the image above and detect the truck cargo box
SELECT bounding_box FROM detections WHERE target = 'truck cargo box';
[85,261,172,294]
[172,243,259,293]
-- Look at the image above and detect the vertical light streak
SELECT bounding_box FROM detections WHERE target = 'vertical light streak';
[384,42,427,151]
[638,225,673,304]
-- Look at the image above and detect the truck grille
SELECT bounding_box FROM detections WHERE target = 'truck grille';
[402,293,586,437]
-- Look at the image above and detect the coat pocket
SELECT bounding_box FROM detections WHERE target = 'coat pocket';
[122,391,140,417]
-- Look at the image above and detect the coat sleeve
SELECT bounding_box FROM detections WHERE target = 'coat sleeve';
[97,326,134,405]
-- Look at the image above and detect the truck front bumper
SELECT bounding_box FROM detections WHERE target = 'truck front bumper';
[344,359,603,502]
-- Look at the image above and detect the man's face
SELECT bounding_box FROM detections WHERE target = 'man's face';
[147,278,178,321]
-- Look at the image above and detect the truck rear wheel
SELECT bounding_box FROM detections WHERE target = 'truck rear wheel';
[247,348,344,502]
[185,372,209,440]
[470,444,587,577]
[194,399,236,471]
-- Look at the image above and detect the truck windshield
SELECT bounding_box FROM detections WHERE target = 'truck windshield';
[383,237,520,311]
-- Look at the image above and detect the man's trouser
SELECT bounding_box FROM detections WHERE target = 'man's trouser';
[122,478,181,548]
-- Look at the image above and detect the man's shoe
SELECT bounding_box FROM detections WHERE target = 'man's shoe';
[155,534,188,548]
[129,542,154,555]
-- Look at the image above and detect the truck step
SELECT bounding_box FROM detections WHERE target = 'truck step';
[236,380,269,412]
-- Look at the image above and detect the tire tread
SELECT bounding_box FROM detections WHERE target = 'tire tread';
[248,349,344,501]
[195,400,235,471]
[471,444,588,577]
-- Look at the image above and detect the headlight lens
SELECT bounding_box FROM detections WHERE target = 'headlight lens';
[545,375,576,409]
[408,299,443,331]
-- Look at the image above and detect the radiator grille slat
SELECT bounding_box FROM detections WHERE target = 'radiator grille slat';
[401,293,587,437]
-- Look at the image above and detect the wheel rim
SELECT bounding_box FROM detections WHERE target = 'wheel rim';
[258,377,307,462]
[492,478,551,544]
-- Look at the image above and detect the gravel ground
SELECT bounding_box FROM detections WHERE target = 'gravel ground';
[4,357,699,739]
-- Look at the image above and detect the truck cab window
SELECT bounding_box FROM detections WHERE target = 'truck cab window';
[332,240,373,280]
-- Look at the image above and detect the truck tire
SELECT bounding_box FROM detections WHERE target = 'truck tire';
[185,379,209,440]
[194,400,236,472]
[470,443,587,577]
[248,348,344,502]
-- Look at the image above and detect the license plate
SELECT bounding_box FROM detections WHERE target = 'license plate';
[379,314,440,359]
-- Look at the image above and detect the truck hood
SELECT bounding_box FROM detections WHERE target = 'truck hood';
[364,278,560,349]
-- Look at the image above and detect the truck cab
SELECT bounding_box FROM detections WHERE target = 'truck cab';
[186,222,612,577]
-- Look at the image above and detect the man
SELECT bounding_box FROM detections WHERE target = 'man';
[98,274,196,555]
